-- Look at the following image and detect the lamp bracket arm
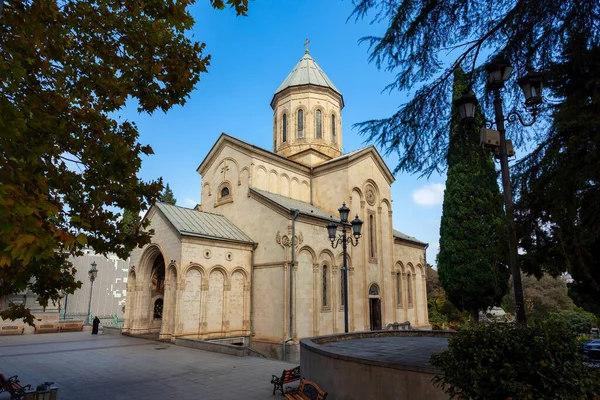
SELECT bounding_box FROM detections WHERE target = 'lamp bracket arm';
[505,110,536,127]
[484,120,495,129]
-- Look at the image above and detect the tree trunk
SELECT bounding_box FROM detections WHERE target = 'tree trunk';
[470,307,480,325]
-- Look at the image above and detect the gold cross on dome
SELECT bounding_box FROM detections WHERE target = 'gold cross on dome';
[304,38,310,54]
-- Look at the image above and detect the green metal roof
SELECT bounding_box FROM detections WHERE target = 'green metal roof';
[250,188,337,221]
[154,202,253,244]
[393,229,426,245]
[274,53,341,96]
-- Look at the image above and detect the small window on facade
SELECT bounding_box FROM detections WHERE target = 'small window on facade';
[282,113,287,142]
[331,114,336,142]
[396,272,402,306]
[369,214,375,258]
[221,186,230,198]
[297,109,304,138]
[322,265,328,307]
[316,110,322,139]
[407,273,413,306]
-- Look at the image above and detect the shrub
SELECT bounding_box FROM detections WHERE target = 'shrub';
[549,308,598,334]
[430,323,600,399]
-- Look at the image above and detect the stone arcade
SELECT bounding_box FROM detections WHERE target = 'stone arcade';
[122,49,430,362]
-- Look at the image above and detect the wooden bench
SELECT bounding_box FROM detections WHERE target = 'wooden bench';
[0,325,24,335]
[284,378,327,400]
[0,373,31,399]
[34,323,59,334]
[60,321,84,332]
[271,366,300,395]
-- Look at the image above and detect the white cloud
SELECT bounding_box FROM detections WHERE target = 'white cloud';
[412,183,445,206]
[184,197,197,207]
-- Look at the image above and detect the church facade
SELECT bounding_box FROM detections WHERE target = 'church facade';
[122,50,430,361]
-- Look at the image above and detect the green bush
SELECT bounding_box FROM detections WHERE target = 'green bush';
[430,323,600,399]
[549,308,598,334]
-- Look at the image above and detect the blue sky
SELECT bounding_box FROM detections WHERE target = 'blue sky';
[120,1,446,264]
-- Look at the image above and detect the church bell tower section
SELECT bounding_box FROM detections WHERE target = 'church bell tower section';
[271,47,344,167]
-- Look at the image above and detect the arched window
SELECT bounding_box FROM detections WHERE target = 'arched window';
[396,272,402,306]
[407,273,413,306]
[322,265,328,307]
[282,113,287,142]
[331,114,336,142]
[340,273,344,306]
[297,109,304,138]
[369,284,379,296]
[221,186,230,198]
[369,214,376,258]
[316,110,322,139]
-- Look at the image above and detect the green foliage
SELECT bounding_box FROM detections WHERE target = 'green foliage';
[504,274,573,321]
[351,0,599,176]
[437,69,509,322]
[514,32,600,317]
[0,0,249,323]
[430,323,600,399]
[549,309,598,334]
[159,183,177,206]
[426,265,466,329]
[122,209,142,237]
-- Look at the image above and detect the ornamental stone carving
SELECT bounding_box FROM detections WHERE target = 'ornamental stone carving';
[276,230,304,247]
[365,184,376,206]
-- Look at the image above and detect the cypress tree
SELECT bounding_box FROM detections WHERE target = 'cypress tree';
[160,183,177,206]
[437,68,509,323]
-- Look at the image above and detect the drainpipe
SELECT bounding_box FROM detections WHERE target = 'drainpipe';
[309,167,314,205]
[282,209,300,361]
[424,243,429,280]
[250,243,258,347]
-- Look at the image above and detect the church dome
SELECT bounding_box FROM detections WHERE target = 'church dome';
[271,50,344,166]
[273,53,342,98]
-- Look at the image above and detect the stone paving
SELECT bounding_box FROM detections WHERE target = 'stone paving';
[0,332,297,399]
[319,336,448,370]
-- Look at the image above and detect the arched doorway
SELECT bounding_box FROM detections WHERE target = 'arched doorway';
[150,256,165,332]
[368,284,382,331]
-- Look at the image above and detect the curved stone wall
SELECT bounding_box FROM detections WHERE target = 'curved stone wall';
[300,330,453,400]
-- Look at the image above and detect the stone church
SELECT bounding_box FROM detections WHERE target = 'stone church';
[123,49,430,361]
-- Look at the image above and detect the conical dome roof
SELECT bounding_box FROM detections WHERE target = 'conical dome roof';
[274,53,341,96]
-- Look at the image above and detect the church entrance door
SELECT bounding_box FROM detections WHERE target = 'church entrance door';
[369,298,382,330]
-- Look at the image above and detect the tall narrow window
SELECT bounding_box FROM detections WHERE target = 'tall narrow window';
[322,265,328,307]
[316,110,322,139]
[331,114,336,142]
[396,272,402,306]
[282,114,287,142]
[369,214,375,258]
[340,273,344,306]
[407,273,413,306]
[297,109,304,138]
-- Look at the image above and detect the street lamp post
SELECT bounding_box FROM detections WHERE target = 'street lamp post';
[327,204,363,333]
[87,261,98,324]
[455,55,543,325]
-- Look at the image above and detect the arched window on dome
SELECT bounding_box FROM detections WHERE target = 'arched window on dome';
[316,110,322,139]
[297,109,304,138]
[331,114,336,142]
[282,113,287,142]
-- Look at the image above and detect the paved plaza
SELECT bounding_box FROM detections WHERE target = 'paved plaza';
[0,332,297,399]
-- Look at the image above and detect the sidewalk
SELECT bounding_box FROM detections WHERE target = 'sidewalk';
[0,331,297,399]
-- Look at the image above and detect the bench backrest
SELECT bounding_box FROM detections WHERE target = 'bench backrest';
[297,378,327,400]
[282,366,300,381]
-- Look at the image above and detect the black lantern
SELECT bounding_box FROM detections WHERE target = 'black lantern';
[351,215,363,239]
[338,203,350,224]
[454,91,478,121]
[327,219,338,240]
[518,72,543,107]
[486,55,514,90]
[88,261,98,282]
